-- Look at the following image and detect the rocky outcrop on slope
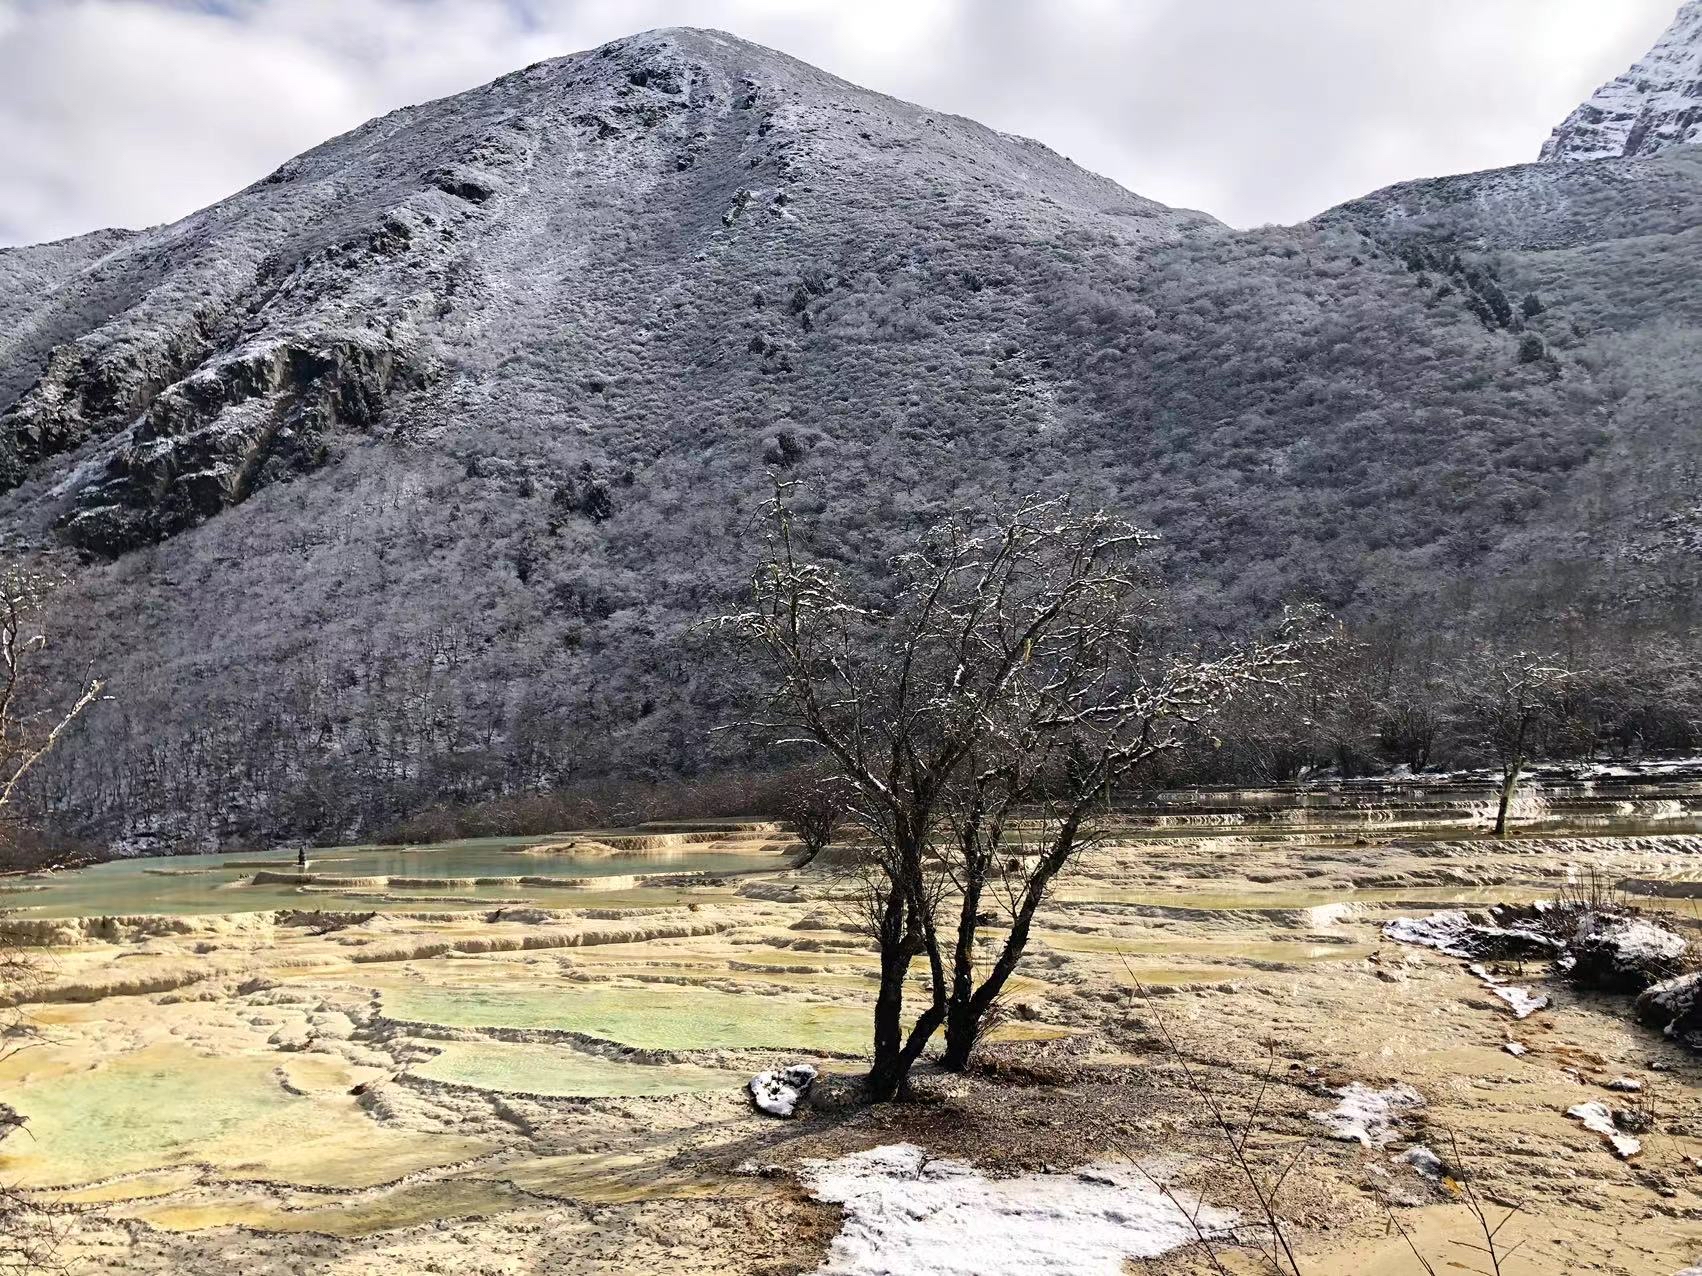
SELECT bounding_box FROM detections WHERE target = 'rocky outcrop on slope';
[1541,1,1702,162]
[0,27,1210,559]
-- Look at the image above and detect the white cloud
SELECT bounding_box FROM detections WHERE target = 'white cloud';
[0,0,1685,245]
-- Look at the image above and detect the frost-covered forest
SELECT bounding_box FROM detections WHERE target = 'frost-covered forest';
[0,30,1697,850]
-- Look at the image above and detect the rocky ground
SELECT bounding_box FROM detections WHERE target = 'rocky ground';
[5,787,1702,1274]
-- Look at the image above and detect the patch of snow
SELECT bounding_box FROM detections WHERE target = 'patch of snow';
[1311,1082,1424,1147]
[1383,910,1554,961]
[1604,1077,1644,1093]
[1385,911,1477,956]
[749,1063,817,1117]
[1486,982,1547,1019]
[800,1144,1236,1276]
[1567,1101,1642,1159]
[1401,1145,1443,1180]
[1503,1042,1528,1057]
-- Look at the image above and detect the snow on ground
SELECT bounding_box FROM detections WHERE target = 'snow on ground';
[1487,984,1547,1018]
[1384,911,1481,956]
[1310,1083,1424,1147]
[799,1144,1235,1276]
[1467,963,1548,1019]
[1382,910,1556,960]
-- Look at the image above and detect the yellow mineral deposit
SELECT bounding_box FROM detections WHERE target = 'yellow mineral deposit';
[2,797,1700,1273]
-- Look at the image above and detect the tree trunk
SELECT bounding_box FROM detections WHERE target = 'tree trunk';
[866,887,910,1099]
[940,853,986,1072]
[942,812,1084,1070]
[1494,756,1522,836]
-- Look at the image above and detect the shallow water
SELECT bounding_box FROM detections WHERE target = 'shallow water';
[7,834,783,918]
[1052,883,1558,911]
[128,1178,528,1237]
[377,976,872,1054]
[415,1040,748,1097]
[0,1043,488,1188]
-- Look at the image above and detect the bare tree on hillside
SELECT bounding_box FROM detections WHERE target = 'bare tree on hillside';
[716,486,1326,1098]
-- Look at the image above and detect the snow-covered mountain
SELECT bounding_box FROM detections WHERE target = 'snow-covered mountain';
[1541,1,1702,161]
[0,28,1698,845]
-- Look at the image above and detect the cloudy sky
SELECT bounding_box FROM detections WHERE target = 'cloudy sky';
[0,0,1682,246]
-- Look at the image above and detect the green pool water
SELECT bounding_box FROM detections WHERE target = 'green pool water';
[377,977,871,1054]
[0,1044,487,1188]
[5,835,783,918]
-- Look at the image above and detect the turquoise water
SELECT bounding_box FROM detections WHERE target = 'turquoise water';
[3,834,783,918]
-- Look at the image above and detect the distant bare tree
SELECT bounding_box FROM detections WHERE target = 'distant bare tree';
[717,485,1326,1097]
[778,770,850,866]
[1461,650,1575,837]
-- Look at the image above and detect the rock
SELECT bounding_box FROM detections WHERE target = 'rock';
[1568,914,1688,993]
[1604,1077,1644,1093]
[1635,971,1702,1046]
[1401,1145,1444,1180]
[749,1063,817,1118]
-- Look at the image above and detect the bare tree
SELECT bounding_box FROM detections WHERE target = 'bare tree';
[716,486,1324,1098]
[0,565,102,1276]
[933,609,1324,1070]
[1459,651,1574,837]
[0,567,105,867]
[778,769,850,866]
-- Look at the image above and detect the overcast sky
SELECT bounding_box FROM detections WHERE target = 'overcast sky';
[0,0,1682,246]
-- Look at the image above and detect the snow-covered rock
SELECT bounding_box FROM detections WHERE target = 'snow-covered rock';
[1382,910,1557,961]
[1635,970,1702,1046]
[749,1063,817,1117]
[1567,1101,1642,1159]
[798,1144,1236,1276]
[1568,914,1688,993]
[1542,2,1702,162]
[1310,1082,1424,1147]
[1401,1145,1444,1180]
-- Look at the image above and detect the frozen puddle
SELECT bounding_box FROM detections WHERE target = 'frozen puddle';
[800,1144,1234,1275]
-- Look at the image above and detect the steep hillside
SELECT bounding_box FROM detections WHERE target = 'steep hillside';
[1542,0,1702,161]
[0,28,1697,847]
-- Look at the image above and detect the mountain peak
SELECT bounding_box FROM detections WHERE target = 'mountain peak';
[1540,1,1702,161]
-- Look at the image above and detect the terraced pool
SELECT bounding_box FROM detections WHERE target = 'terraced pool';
[6,832,786,917]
